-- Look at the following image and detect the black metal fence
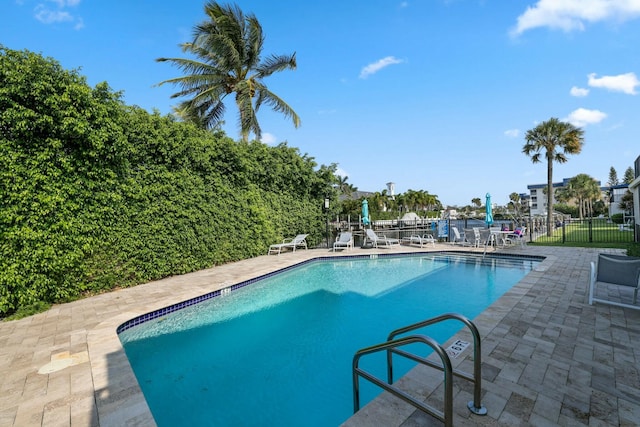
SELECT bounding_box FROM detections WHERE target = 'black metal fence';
[329,216,637,247]
[554,218,636,244]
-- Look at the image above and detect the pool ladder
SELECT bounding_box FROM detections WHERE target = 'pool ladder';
[352,313,487,427]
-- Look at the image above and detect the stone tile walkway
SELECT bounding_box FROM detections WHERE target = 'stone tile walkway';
[0,244,638,426]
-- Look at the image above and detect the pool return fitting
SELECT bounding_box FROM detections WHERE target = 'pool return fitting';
[352,313,487,427]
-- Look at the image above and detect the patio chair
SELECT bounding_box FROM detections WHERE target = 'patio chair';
[333,232,354,251]
[268,234,308,255]
[464,228,480,247]
[504,227,526,247]
[401,234,436,248]
[365,229,399,248]
[478,228,493,248]
[588,253,640,310]
[450,227,467,245]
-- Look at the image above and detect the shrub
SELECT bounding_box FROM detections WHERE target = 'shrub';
[627,243,640,258]
[0,46,335,317]
[611,213,624,224]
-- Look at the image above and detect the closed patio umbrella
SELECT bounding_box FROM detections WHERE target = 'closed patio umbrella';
[361,199,370,226]
[485,193,493,227]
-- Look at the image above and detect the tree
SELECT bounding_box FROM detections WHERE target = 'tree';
[607,166,619,187]
[471,198,481,208]
[335,175,357,198]
[507,192,527,221]
[156,2,300,142]
[522,118,584,236]
[623,166,635,184]
[558,174,601,219]
[619,190,634,213]
[401,189,440,213]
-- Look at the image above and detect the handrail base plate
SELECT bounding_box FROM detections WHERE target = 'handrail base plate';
[468,401,488,416]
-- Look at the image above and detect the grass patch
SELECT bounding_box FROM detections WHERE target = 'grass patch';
[530,219,634,245]
[529,241,630,249]
[531,222,638,256]
[2,301,52,321]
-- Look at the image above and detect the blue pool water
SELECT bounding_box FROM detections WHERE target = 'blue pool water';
[119,253,539,426]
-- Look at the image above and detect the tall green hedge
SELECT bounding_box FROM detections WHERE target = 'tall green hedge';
[0,46,333,316]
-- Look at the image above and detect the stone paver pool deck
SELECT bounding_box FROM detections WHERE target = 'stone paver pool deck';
[1,244,639,426]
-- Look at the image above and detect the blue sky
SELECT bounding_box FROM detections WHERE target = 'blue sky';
[2,0,640,206]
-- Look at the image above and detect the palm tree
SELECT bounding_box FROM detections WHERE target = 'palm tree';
[558,174,601,219]
[575,174,601,218]
[156,2,300,142]
[507,192,527,221]
[523,118,584,236]
[335,175,357,198]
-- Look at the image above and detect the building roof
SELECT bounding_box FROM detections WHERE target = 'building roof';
[338,190,375,201]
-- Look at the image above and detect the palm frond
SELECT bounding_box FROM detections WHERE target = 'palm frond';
[255,83,300,128]
[255,53,296,78]
[244,15,264,70]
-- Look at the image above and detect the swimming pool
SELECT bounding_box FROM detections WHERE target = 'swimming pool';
[119,253,540,426]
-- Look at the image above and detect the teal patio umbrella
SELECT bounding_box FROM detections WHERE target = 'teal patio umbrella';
[361,199,370,226]
[485,193,493,226]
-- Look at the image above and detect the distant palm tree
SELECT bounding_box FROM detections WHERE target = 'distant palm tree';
[335,175,357,198]
[557,174,600,218]
[523,118,584,236]
[507,192,526,220]
[156,2,300,142]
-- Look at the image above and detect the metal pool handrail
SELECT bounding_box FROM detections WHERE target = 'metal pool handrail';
[387,313,487,416]
[351,313,487,427]
[352,334,454,426]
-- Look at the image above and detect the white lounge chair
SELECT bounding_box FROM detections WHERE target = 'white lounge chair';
[268,234,308,255]
[478,228,494,252]
[464,228,480,247]
[333,232,353,251]
[401,234,436,248]
[450,227,467,245]
[588,253,640,310]
[365,229,399,248]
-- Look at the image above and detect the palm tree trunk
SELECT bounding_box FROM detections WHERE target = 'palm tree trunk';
[579,198,584,219]
[547,159,553,237]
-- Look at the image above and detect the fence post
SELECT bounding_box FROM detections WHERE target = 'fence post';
[588,219,593,243]
[562,220,566,243]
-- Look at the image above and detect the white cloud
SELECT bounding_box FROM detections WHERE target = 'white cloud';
[564,107,607,127]
[570,86,590,97]
[261,132,277,145]
[511,0,640,36]
[359,56,404,79]
[49,0,81,6]
[587,72,639,94]
[34,0,83,28]
[504,129,520,138]
[35,5,73,23]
